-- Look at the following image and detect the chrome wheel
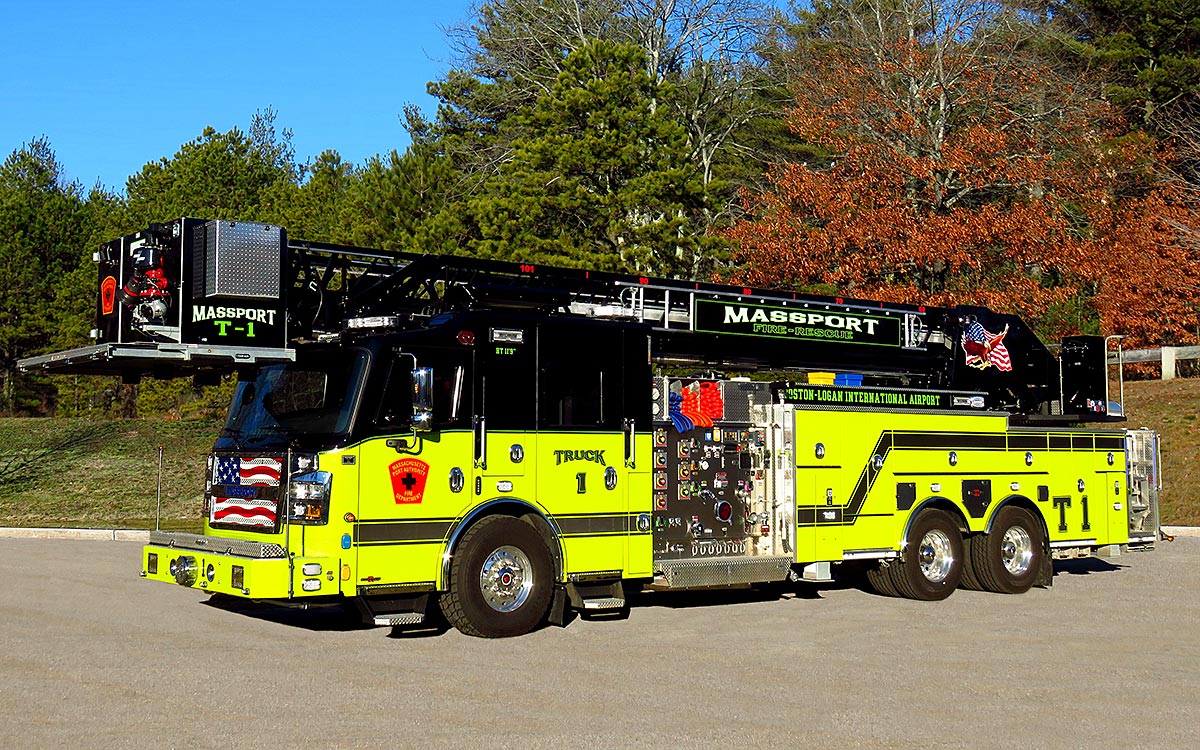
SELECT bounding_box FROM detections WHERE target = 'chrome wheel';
[918,529,956,583]
[479,545,534,613]
[1000,525,1035,576]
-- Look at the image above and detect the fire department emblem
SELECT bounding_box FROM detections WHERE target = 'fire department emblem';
[389,458,429,504]
[100,276,117,315]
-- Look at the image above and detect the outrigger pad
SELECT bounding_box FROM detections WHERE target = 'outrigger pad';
[20,218,293,378]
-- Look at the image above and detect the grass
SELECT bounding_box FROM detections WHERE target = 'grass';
[0,418,218,532]
[0,378,1195,529]
[1115,379,1200,526]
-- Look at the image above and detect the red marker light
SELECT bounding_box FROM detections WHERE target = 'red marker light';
[457,330,476,346]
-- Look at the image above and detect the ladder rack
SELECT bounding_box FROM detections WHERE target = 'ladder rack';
[287,238,939,353]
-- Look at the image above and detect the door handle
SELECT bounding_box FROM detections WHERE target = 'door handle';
[474,415,487,470]
[624,418,635,469]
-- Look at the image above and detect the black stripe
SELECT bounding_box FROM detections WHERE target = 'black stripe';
[1072,434,1095,450]
[1095,436,1125,450]
[891,470,1049,477]
[1007,434,1048,450]
[798,508,837,525]
[556,515,632,535]
[892,432,1007,449]
[355,520,454,544]
[842,432,892,521]
[356,540,442,547]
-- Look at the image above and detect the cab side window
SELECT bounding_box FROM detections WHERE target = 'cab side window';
[538,325,621,430]
[375,348,472,432]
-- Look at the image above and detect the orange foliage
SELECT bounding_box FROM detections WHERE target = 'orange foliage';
[728,37,1200,347]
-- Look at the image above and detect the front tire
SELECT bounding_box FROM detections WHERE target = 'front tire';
[891,509,964,601]
[970,506,1045,594]
[443,515,554,638]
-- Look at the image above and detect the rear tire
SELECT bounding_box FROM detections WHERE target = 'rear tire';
[892,509,963,601]
[971,506,1045,594]
[960,535,986,591]
[443,515,554,638]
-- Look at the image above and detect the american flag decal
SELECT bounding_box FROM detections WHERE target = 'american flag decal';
[212,455,283,528]
[211,497,278,528]
[961,321,1012,372]
[216,456,282,486]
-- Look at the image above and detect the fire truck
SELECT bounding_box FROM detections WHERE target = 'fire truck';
[20,218,1161,637]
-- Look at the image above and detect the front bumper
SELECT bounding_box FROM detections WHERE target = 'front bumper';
[142,531,342,599]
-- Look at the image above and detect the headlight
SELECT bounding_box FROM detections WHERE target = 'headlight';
[288,471,332,525]
[171,556,197,586]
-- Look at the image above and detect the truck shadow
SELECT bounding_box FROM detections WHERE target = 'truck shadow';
[199,557,1128,636]
[628,577,859,610]
[202,594,373,632]
[1052,557,1125,575]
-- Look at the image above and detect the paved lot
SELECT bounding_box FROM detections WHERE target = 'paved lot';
[1,538,1197,750]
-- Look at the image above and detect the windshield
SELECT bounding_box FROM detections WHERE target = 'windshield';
[218,350,368,448]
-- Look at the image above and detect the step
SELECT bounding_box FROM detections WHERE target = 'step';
[580,597,626,610]
[372,612,425,627]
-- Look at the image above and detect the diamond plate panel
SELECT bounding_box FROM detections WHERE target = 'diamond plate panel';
[202,220,282,299]
[149,530,286,558]
[657,555,793,588]
[721,380,771,422]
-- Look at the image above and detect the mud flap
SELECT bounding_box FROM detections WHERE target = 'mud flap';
[548,585,569,627]
[1036,539,1054,587]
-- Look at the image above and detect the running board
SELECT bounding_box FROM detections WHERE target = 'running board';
[373,612,425,627]
[566,580,626,611]
[357,593,431,628]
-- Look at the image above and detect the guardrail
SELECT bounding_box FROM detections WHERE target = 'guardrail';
[1109,346,1200,380]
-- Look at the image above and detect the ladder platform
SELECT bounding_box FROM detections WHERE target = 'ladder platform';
[18,342,296,377]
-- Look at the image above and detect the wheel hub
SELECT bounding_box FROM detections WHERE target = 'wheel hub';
[1000,525,1035,575]
[918,529,955,583]
[479,545,534,613]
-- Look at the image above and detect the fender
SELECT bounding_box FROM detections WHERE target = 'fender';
[900,496,967,548]
[439,497,564,589]
[984,494,1041,534]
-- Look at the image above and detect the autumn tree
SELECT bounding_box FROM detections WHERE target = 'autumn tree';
[727,0,1199,345]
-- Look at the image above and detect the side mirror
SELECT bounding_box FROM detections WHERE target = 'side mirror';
[412,367,434,432]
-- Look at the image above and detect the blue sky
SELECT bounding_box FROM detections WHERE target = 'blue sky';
[2,0,472,193]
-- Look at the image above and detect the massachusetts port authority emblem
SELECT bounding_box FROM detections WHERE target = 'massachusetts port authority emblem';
[389,458,429,504]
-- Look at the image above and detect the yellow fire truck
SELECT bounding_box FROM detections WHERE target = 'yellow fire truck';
[21,218,1161,637]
